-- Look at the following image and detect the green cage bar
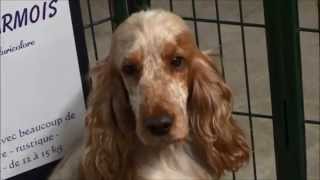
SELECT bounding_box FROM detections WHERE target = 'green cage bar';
[110,0,129,27]
[110,0,150,27]
[263,0,307,180]
[128,0,150,13]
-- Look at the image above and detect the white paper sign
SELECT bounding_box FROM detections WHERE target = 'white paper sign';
[0,0,86,179]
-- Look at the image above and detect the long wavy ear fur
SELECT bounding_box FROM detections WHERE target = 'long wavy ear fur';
[188,53,250,178]
[81,57,135,180]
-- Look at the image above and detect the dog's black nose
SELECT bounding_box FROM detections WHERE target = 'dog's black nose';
[145,115,173,136]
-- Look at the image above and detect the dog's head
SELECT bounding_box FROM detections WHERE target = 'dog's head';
[85,9,249,177]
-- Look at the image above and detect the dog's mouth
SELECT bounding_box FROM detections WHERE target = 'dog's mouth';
[136,109,189,147]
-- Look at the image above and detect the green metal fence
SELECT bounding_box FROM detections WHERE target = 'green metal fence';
[264,1,306,179]
[82,0,320,179]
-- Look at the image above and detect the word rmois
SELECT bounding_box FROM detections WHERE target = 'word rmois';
[0,0,58,34]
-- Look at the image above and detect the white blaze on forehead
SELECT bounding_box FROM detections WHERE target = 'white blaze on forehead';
[167,80,188,110]
[128,86,141,119]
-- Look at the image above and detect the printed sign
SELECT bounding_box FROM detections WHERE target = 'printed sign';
[0,0,86,179]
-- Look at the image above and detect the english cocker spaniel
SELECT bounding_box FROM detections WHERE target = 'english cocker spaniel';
[49,9,249,180]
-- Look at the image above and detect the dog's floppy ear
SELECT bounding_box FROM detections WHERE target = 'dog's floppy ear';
[188,53,249,177]
[81,56,135,180]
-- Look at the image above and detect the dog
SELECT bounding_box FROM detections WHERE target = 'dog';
[48,9,249,180]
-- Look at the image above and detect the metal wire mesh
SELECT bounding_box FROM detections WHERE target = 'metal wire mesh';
[80,0,320,179]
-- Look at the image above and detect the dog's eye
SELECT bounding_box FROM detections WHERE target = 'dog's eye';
[171,56,184,68]
[122,63,138,75]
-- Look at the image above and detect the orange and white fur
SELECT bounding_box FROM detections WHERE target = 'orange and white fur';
[49,9,249,180]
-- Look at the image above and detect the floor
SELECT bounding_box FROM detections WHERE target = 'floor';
[79,0,319,179]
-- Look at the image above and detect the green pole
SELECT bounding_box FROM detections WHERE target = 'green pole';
[128,0,150,14]
[110,0,129,28]
[263,0,306,180]
[110,0,150,28]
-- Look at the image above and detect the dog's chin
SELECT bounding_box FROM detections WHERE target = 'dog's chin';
[139,135,187,147]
